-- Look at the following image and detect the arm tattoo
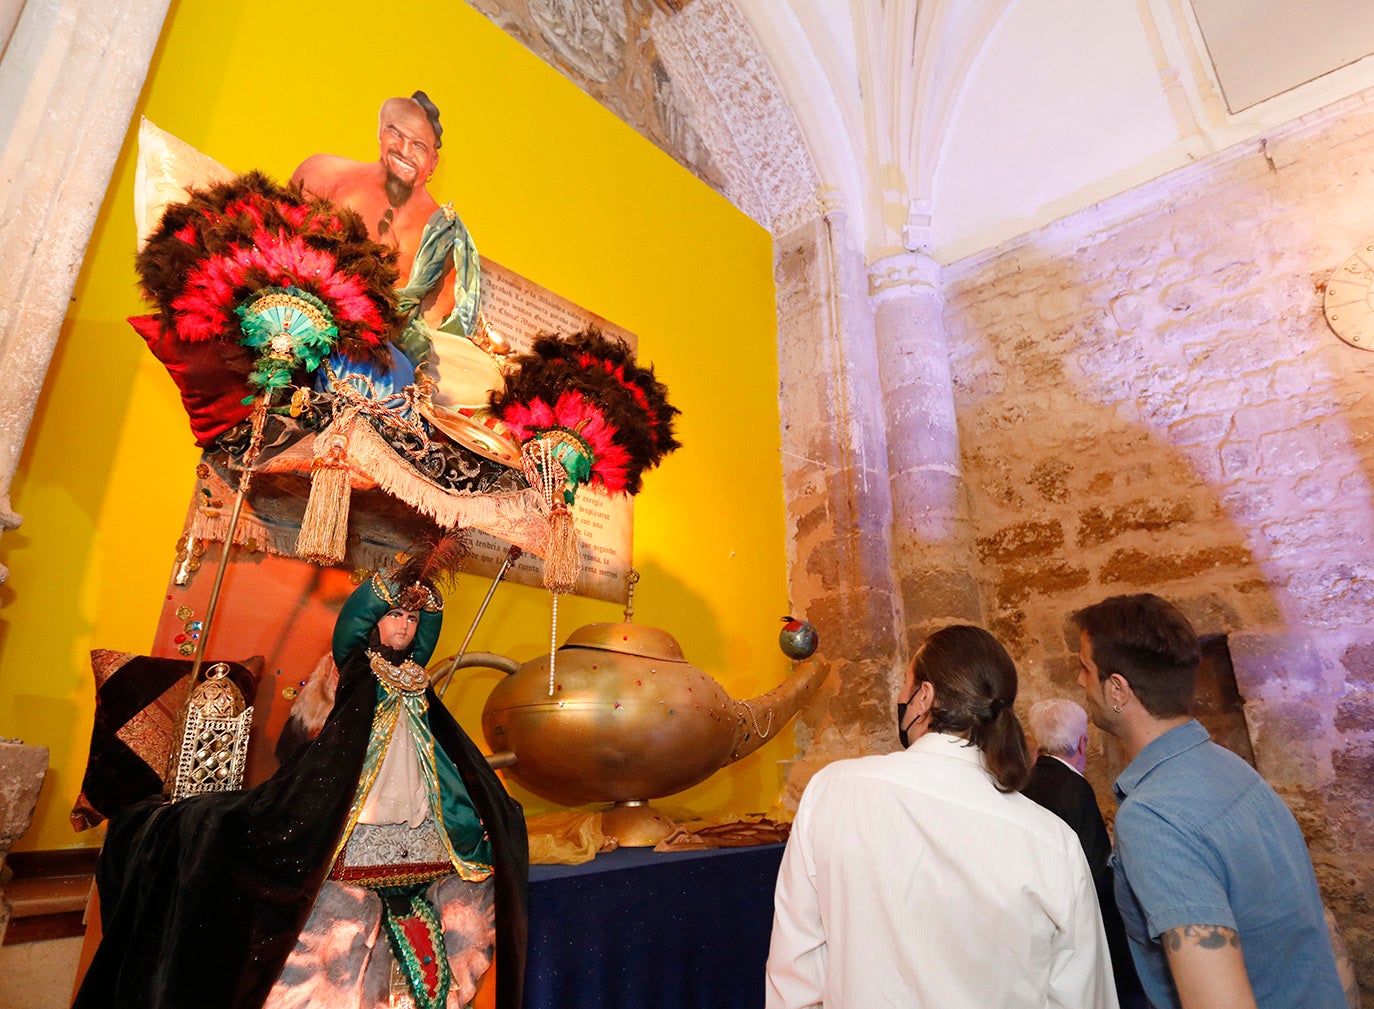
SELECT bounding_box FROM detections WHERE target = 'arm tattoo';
[1163,925,1241,952]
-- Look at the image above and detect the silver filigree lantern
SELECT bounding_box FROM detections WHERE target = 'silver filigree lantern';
[170,662,253,800]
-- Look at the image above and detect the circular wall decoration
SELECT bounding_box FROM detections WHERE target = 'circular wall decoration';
[1324,243,1374,351]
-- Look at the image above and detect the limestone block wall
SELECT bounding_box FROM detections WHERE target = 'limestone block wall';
[942,89,1374,992]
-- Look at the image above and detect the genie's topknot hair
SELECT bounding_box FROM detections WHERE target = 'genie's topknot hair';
[410,90,443,150]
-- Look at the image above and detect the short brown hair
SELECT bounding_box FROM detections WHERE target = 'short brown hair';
[1072,594,1201,719]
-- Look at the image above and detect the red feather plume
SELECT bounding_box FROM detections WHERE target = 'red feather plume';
[490,329,680,495]
[136,172,402,369]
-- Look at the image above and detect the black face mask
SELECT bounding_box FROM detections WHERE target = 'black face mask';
[897,700,913,749]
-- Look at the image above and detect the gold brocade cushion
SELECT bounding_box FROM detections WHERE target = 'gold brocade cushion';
[70,650,263,831]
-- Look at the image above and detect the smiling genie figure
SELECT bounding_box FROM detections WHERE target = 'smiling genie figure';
[292,92,452,323]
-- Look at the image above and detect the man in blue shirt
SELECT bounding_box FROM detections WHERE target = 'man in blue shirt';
[1072,594,1345,1009]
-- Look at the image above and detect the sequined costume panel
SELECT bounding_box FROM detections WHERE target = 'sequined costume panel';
[329,653,494,884]
[342,821,452,869]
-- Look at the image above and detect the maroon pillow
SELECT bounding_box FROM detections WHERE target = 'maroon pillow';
[130,313,256,446]
[70,650,263,831]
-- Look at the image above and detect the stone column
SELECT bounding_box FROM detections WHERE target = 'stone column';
[0,741,49,943]
[869,251,982,649]
[0,0,172,592]
[774,208,905,808]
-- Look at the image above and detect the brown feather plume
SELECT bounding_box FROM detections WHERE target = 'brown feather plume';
[390,530,469,610]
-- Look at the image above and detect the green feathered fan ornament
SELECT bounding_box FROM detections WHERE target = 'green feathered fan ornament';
[235,287,340,401]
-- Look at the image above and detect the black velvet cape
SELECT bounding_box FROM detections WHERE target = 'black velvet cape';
[73,645,529,1009]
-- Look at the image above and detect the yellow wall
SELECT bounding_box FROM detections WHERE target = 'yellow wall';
[0,0,790,851]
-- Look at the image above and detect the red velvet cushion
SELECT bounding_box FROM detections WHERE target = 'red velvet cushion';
[130,313,256,446]
[70,650,263,831]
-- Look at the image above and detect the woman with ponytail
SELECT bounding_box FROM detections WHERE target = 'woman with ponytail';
[766,625,1118,1009]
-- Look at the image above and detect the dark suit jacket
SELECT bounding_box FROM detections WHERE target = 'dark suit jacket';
[1023,754,1144,1003]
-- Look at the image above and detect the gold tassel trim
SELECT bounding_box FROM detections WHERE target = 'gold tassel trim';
[188,509,400,572]
[194,418,558,569]
[296,433,353,565]
[543,502,581,594]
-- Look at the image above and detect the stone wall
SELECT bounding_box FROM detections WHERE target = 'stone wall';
[942,89,1374,993]
[464,0,729,201]
[0,742,48,942]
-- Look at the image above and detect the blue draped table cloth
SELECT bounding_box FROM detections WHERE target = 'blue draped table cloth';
[526,843,786,1009]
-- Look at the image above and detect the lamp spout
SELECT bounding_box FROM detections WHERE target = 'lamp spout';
[726,659,828,763]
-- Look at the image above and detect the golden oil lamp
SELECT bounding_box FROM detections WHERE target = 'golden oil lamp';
[455,619,825,845]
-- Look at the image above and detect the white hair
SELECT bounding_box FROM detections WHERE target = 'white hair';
[1028,698,1087,757]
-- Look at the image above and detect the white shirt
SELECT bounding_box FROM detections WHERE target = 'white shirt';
[1046,752,1084,776]
[765,733,1119,1009]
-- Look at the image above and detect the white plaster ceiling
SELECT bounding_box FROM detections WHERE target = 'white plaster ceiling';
[1191,0,1374,112]
[0,0,23,62]
[729,0,1374,266]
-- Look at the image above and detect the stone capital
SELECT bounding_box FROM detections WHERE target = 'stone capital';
[814,184,853,220]
[867,251,942,306]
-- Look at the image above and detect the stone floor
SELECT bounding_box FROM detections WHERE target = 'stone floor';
[0,936,80,1009]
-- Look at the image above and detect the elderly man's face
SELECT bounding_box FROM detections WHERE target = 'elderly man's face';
[377,608,421,651]
[377,101,439,193]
